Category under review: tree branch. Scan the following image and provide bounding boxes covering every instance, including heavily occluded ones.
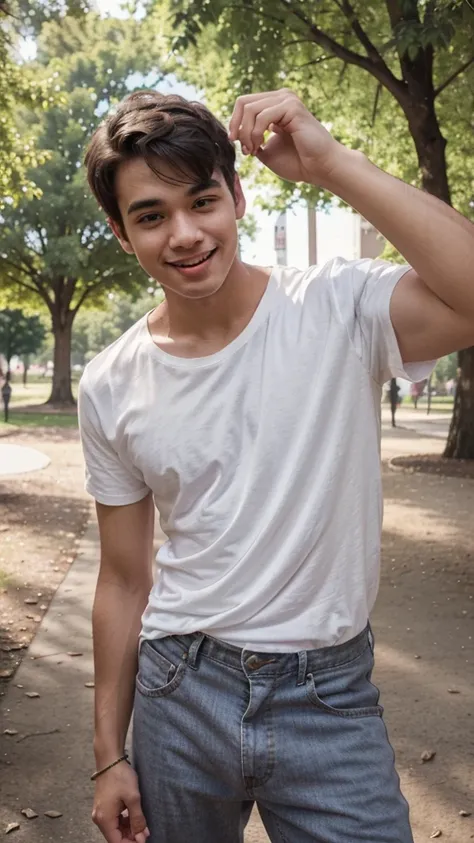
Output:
[289,55,338,72]
[71,278,107,315]
[279,0,408,107]
[434,57,474,98]
[371,81,383,127]
[339,0,386,63]
[0,264,41,297]
[281,37,317,49]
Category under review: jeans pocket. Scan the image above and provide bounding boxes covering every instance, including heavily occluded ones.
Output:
[305,645,383,719]
[136,639,186,698]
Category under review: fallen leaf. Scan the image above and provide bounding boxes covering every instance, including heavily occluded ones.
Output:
[84,681,95,688]
[1,645,11,652]
[25,691,40,698]
[447,688,460,694]
[0,669,13,679]
[459,810,472,817]
[3,729,18,736]
[44,811,62,819]
[24,598,38,605]
[67,652,83,657]
[39,605,47,611]
[414,654,421,659]
[9,644,27,651]
[5,823,20,834]
[430,831,442,839]
[21,809,38,819]
[421,750,436,763]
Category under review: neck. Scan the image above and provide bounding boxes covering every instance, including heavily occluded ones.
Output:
[150,257,271,343]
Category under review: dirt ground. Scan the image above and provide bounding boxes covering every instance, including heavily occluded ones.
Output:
[0,429,90,691]
[1,422,473,842]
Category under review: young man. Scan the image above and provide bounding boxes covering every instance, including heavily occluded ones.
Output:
[79,88,474,843]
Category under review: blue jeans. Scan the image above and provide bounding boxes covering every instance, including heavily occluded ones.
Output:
[133,624,413,842]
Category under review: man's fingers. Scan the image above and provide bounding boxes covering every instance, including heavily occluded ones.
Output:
[92,810,123,843]
[228,88,291,142]
[127,796,149,841]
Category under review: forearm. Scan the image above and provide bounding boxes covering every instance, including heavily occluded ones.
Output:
[321,146,474,318]
[92,573,151,767]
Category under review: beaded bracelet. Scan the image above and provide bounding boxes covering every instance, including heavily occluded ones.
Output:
[91,753,130,781]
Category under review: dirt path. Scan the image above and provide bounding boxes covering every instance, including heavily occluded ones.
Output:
[0,429,90,688]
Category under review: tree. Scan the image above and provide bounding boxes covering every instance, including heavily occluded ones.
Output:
[149,0,474,457]
[0,308,46,374]
[0,12,163,405]
[0,1,91,203]
[71,288,164,366]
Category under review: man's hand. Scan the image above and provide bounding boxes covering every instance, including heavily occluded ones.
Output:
[228,88,344,186]
[92,761,150,843]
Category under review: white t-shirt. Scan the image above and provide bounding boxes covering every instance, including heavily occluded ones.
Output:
[78,258,434,652]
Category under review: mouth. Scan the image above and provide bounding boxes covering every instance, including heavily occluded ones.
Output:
[167,247,217,270]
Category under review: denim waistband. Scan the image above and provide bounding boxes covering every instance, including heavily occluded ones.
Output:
[170,623,372,683]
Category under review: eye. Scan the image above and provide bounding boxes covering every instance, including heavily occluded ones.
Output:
[194,197,216,209]
[138,212,163,224]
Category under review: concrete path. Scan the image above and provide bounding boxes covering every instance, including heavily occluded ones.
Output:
[382,405,451,440]
[0,520,101,841]
[1,416,470,842]
[0,444,51,477]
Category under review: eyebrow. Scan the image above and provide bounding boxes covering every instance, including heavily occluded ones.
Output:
[126,178,223,216]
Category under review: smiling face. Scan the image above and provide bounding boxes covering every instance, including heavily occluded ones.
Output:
[110,158,246,301]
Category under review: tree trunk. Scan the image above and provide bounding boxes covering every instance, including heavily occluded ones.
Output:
[22,355,29,386]
[48,309,75,406]
[443,349,474,458]
[405,101,474,458]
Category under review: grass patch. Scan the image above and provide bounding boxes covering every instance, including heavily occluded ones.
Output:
[0,412,78,430]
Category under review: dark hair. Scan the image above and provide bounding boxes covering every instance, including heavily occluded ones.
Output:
[84,90,237,230]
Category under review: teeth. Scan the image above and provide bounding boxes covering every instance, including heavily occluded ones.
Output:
[174,250,213,268]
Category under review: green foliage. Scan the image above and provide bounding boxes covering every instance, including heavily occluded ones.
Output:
[147,0,474,216]
[0,308,46,366]
[0,0,92,202]
[434,352,458,386]
[71,288,164,365]
[0,13,163,315]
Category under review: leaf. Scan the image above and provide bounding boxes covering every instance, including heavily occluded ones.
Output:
[421,750,436,763]
[0,669,13,679]
[21,809,38,819]
[447,688,460,694]
[25,691,40,698]
[459,810,472,817]
[3,729,18,736]
[430,831,442,839]
[44,810,62,818]
[5,823,20,834]
[24,598,38,605]
[84,681,95,688]
[67,652,83,657]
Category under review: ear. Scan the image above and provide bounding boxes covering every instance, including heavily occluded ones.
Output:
[233,175,246,220]
[108,217,135,255]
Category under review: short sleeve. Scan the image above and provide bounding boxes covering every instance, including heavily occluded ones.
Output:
[78,377,150,507]
[328,257,436,385]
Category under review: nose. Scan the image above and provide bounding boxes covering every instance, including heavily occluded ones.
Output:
[168,212,204,251]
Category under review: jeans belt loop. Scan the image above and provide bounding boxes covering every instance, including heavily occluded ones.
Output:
[296,650,308,686]
[187,632,206,670]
